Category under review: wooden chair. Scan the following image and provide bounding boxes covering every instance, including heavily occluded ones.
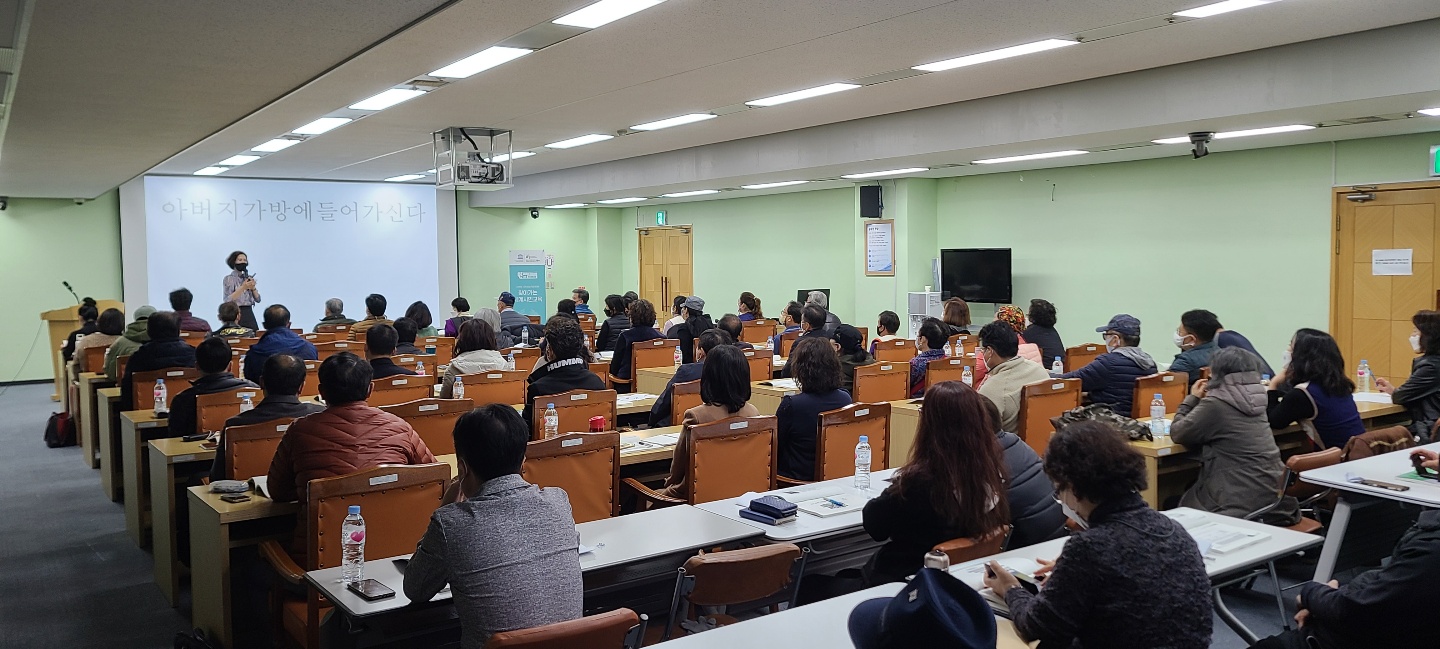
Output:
[458,370,530,406]
[741,319,777,344]
[301,332,337,344]
[391,353,439,377]
[530,389,618,440]
[856,327,869,344]
[179,331,206,347]
[1341,425,1415,461]
[222,418,295,480]
[932,526,1012,565]
[485,608,645,649]
[671,379,703,426]
[527,315,542,325]
[82,346,107,374]
[313,340,364,362]
[522,432,622,524]
[610,338,678,388]
[419,336,455,367]
[625,416,779,508]
[1063,343,1105,373]
[259,464,450,649]
[116,354,131,382]
[379,398,474,456]
[578,313,598,331]
[195,385,265,435]
[852,362,909,404]
[1130,372,1188,419]
[368,375,433,407]
[662,543,804,640]
[742,348,775,383]
[228,349,244,377]
[812,402,890,481]
[500,346,542,365]
[314,323,351,335]
[873,338,916,362]
[778,330,801,358]
[300,360,321,398]
[352,329,370,343]
[1247,448,1344,535]
[132,367,199,411]
[926,356,974,387]
[1017,378,1082,456]
[588,361,613,388]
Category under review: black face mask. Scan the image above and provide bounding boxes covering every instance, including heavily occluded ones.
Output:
[235,263,248,273]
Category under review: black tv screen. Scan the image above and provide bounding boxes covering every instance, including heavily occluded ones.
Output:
[940,249,1012,304]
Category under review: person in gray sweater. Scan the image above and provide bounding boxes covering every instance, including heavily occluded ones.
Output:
[403,404,582,648]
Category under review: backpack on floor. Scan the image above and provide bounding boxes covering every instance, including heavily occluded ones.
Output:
[43,412,76,448]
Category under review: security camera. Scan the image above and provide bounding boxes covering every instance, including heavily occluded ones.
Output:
[73,198,85,205]
[1189,132,1214,159]
[529,207,540,219]
[0,196,7,211]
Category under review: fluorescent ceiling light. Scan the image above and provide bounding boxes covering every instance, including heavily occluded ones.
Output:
[747,83,860,107]
[841,167,929,179]
[193,167,227,176]
[493,151,536,163]
[425,169,437,174]
[546,133,614,149]
[349,88,426,111]
[660,190,719,198]
[1152,124,1314,144]
[972,151,1088,165]
[252,138,301,153]
[632,113,717,131]
[293,117,352,135]
[913,39,1078,73]
[385,174,425,182]
[1417,107,1440,117]
[1174,0,1275,19]
[742,180,810,189]
[218,155,261,166]
[545,203,588,209]
[429,46,533,79]
[597,197,646,204]
[554,0,667,29]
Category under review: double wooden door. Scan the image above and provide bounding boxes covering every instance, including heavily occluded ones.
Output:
[639,226,693,312]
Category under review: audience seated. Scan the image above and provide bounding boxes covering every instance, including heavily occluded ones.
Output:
[105,305,156,380]
[1168,309,1222,384]
[473,308,517,349]
[444,297,473,337]
[670,296,715,365]
[348,293,392,340]
[978,398,1066,548]
[403,404,583,647]
[571,287,593,315]
[942,298,971,336]
[780,305,832,378]
[770,301,803,351]
[659,345,760,499]
[120,311,197,410]
[805,290,842,334]
[609,299,664,392]
[392,317,423,355]
[975,321,1051,433]
[73,308,124,373]
[1376,309,1440,442]
[243,304,318,384]
[213,301,256,338]
[314,297,356,332]
[496,292,530,335]
[869,309,901,354]
[776,337,852,481]
[522,316,606,427]
[405,301,439,337]
[832,324,874,394]
[862,380,1009,586]
[441,319,508,398]
[210,353,323,482]
[555,298,579,321]
[167,337,257,438]
[170,288,211,333]
[907,318,949,398]
[983,420,1212,649]
[972,305,1043,384]
[596,294,631,353]
[648,329,731,427]
[1056,314,1156,415]
[1022,299,1064,367]
[1267,328,1364,449]
[266,352,435,563]
[737,291,763,322]
[62,298,99,362]
[716,314,754,350]
[661,295,687,336]
[366,324,417,379]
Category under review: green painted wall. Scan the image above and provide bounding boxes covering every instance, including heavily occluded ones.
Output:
[0,192,123,381]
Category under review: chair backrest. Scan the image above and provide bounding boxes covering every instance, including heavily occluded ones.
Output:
[671,379,703,426]
[391,353,439,376]
[1063,343,1105,373]
[419,336,455,367]
[530,389,619,440]
[945,333,966,355]
[82,345,107,374]
[314,340,364,361]
[527,315,542,325]
[925,356,974,387]
[669,543,804,641]
[578,313,598,331]
[688,416,779,504]
[379,398,474,456]
[778,330,801,358]
[228,349,244,376]
[522,432,621,524]
[815,402,890,480]
[484,608,642,649]
[195,385,265,434]
[1130,372,1188,419]
[856,327,869,345]
[1284,447,1344,501]
[1341,425,1416,461]
[458,370,529,406]
[133,367,200,410]
[315,323,351,335]
[500,346,542,364]
[587,361,612,388]
[224,418,295,480]
[852,362,908,404]
[300,359,321,398]
[368,375,433,407]
[1017,378,1082,456]
[302,332,338,344]
[742,348,775,383]
[741,320,776,344]
[632,338,678,371]
[305,464,450,571]
[932,526,1011,565]
[116,354,132,382]
[873,338,916,362]
[179,331,206,347]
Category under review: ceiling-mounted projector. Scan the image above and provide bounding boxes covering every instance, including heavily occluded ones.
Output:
[433,127,514,191]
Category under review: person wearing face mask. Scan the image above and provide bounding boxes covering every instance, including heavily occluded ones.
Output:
[976,321,1051,433]
[1266,329,1365,450]
[982,420,1213,649]
[222,250,260,331]
[1168,309,1222,384]
[1056,314,1157,416]
[1375,310,1440,442]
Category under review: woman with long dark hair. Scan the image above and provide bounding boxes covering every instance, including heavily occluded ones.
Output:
[405,301,438,337]
[1268,328,1364,449]
[862,380,1010,585]
[222,250,260,330]
[1377,310,1440,441]
[596,294,632,353]
[737,292,764,321]
[831,324,874,394]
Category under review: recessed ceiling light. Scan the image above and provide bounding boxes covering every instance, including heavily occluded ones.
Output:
[493,151,536,163]
[1174,0,1276,19]
[1151,124,1314,144]
[1417,107,1440,117]
[385,174,425,182]
[741,180,811,189]
[429,46,533,79]
[293,117,352,135]
[632,113,717,131]
[554,0,667,29]
[747,83,860,107]
[252,138,301,153]
[193,167,227,176]
[545,134,614,149]
[218,155,261,166]
[545,203,588,209]
[597,197,646,204]
[913,39,1078,73]
[660,190,719,198]
[972,151,1089,165]
[841,168,929,179]
[349,88,426,111]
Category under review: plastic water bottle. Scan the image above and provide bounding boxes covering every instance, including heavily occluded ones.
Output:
[1261,374,1272,388]
[154,379,168,417]
[239,394,254,413]
[924,549,951,571]
[340,505,365,584]
[1149,393,1166,438]
[453,376,465,400]
[416,361,426,376]
[584,334,591,349]
[505,352,516,371]
[521,327,530,346]
[1357,360,1371,393]
[238,354,246,377]
[673,345,682,366]
[943,341,953,356]
[543,403,559,439]
[1051,356,1064,374]
[854,435,872,491]
[961,365,973,387]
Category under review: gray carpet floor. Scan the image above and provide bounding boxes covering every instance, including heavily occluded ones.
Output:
[0,381,1310,648]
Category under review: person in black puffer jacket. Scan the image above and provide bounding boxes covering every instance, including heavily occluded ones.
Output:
[523,317,605,428]
[120,311,198,411]
[1376,310,1440,442]
[1057,314,1156,416]
[595,294,632,353]
[979,398,1066,548]
[671,296,714,365]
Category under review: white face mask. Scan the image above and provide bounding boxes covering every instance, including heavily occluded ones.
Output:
[1411,334,1422,353]
[1173,332,1192,350]
[1056,494,1089,530]
[1281,350,1292,369]
[1104,335,1119,353]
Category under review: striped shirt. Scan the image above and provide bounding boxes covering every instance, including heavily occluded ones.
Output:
[222,271,259,307]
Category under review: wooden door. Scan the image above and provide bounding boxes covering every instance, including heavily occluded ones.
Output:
[1332,183,1440,385]
[638,226,693,309]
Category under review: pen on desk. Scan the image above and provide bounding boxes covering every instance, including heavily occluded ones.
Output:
[824,497,846,507]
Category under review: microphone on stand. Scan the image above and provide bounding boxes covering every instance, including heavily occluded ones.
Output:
[62,281,81,305]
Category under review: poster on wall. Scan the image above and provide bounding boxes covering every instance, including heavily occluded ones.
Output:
[509,249,547,316]
[865,220,895,276]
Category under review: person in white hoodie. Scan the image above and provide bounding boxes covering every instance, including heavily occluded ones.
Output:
[441,318,511,398]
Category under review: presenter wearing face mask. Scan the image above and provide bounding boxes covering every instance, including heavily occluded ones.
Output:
[223,250,261,331]
[1375,310,1440,442]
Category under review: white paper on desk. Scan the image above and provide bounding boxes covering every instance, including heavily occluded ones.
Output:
[579,544,596,555]
[953,557,1043,591]
[641,433,680,447]
[1187,522,1269,555]
[619,434,642,450]
[1352,392,1393,404]
[765,378,799,390]
[249,475,271,499]
[616,393,657,404]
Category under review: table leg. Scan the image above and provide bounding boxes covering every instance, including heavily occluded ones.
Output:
[1312,497,1353,583]
[99,396,121,501]
[78,380,96,468]
[151,446,180,606]
[1141,456,1160,508]
[1212,587,1259,645]
[191,492,233,648]
[1267,561,1290,632]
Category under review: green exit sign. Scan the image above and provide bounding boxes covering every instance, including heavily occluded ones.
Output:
[1432,145,1440,177]
[656,210,667,225]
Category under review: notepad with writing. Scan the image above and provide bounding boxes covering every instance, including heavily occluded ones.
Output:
[795,494,863,517]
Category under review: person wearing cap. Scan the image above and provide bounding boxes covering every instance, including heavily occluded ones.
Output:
[848,564,998,649]
[570,287,593,316]
[669,295,714,365]
[976,321,1052,434]
[1056,314,1157,416]
[105,305,157,380]
[496,292,531,334]
[832,324,875,394]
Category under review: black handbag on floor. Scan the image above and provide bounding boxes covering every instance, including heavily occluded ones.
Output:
[43,412,75,448]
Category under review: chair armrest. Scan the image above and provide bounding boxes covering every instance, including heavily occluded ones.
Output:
[259,539,305,586]
[776,475,812,487]
[607,374,632,385]
[621,477,684,508]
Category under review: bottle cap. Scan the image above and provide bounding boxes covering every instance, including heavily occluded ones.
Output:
[1155,393,1162,398]
[547,403,555,408]
[348,505,360,515]
[859,435,868,442]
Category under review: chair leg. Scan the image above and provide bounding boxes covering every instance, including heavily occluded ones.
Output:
[1267,561,1291,631]
[663,570,687,641]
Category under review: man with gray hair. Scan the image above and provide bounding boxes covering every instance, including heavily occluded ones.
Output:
[805,290,842,334]
[314,297,356,332]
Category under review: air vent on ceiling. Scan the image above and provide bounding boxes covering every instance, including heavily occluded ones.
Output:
[407,78,447,90]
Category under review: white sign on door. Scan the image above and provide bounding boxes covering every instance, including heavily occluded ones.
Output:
[1372,249,1413,276]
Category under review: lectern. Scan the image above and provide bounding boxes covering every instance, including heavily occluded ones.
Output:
[41,300,124,401]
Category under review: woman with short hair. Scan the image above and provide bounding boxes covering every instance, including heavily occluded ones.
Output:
[440,319,509,398]
[942,298,971,335]
[1376,310,1440,441]
[73,308,125,373]
[596,294,632,353]
[775,337,853,481]
[444,297,473,337]
[405,301,439,337]
[607,299,665,393]
[1023,298,1064,367]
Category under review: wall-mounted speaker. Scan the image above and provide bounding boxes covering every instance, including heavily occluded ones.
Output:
[859,185,882,218]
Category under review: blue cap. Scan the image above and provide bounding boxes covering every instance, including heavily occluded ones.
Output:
[348,505,360,515]
[498,291,516,306]
[859,435,868,442]
[547,403,555,408]
[1096,313,1141,337]
[848,568,997,649]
